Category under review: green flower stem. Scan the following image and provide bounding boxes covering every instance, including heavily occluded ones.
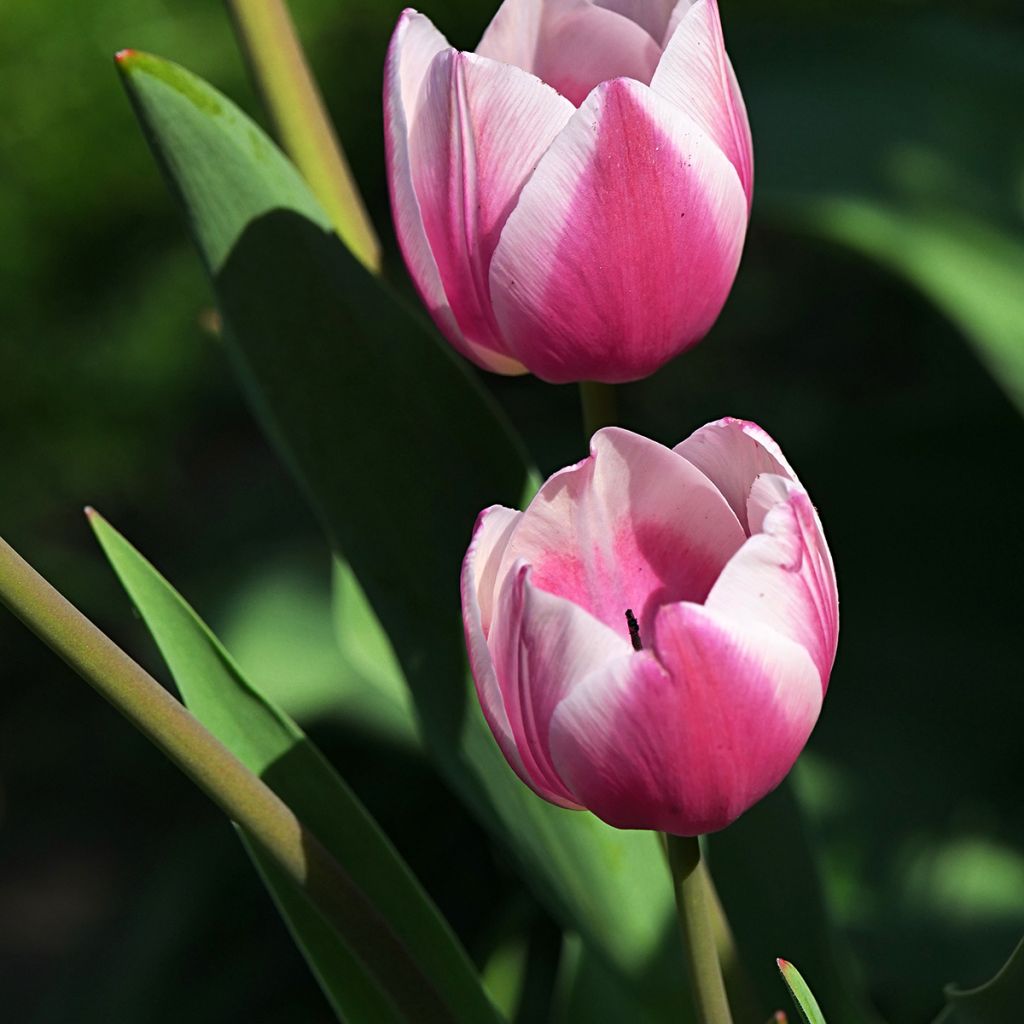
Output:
[0,532,454,1024]
[226,0,381,273]
[579,380,618,437]
[667,834,735,1024]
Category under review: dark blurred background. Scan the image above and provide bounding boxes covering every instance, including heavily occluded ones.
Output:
[1,1,1022,1021]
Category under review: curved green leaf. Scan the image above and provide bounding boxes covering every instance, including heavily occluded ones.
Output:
[116,46,685,1016]
[89,509,501,1024]
[778,959,828,1024]
[746,13,1024,413]
[934,939,1024,1024]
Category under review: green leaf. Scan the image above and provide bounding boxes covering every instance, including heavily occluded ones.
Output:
[778,959,828,1024]
[708,782,881,1024]
[553,939,696,1024]
[216,549,415,743]
[770,200,1024,414]
[745,13,1024,413]
[117,47,686,1016]
[89,509,501,1024]
[933,939,1024,1024]
[480,933,529,1021]
[328,556,417,744]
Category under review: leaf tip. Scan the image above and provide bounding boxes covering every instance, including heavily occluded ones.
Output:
[777,958,790,971]
[114,48,137,65]
[84,506,107,532]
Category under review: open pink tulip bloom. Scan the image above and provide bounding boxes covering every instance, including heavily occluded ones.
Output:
[385,0,753,384]
[462,420,838,835]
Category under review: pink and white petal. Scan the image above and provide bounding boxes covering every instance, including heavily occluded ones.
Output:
[651,0,753,206]
[743,472,835,616]
[527,3,662,106]
[706,476,838,684]
[389,9,450,117]
[410,49,573,359]
[477,0,663,107]
[662,0,696,44]
[474,0,545,69]
[548,601,823,834]
[385,13,524,374]
[464,569,528,782]
[674,417,798,533]
[487,564,630,805]
[462,508,527,782]
[732,419,799,484]
[489,78,748,384]
[499,427,745,635]
[591,0,677,54]
[723,56,753,199]
[385,14,465,349]
[463,505,523,633]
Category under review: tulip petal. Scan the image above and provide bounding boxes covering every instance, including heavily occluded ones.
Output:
[499,428,745,637]
[385,11,525,374]
[461,506,528,783]
[409,49,574,370]
[662,0,698,47]
[592,0,678,50]
[385,14,467,352]
[464,505,523,633]
[651,0,754,205]
[663,0,696,40]
[473,0,543,71]
[548,602,822,834]
[488,563,629,805]
[489,77,748,384]
[706,476,839,684]
[674,417,798,533]
[476,0,663,107]
[388,9,449,120]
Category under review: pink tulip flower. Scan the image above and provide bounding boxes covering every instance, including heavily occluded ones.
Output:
[461,420,837,835]
[385,0,753,384]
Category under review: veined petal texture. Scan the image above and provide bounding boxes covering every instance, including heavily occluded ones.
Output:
[489,78,748,383]
[462,422,838,835]
[410,49,573,357]
[651,0,754,204]
[386,0,754,383]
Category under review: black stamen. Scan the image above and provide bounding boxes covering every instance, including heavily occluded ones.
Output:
[625,609,642,651]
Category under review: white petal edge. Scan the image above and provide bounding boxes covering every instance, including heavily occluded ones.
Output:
[651,0,753,205]
[385,10,526,374]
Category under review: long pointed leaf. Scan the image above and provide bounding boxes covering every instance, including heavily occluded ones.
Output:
[90,510,501,1024]
[115,48,684,1013]
[778,959,828,1024]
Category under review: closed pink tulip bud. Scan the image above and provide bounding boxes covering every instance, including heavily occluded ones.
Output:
[461,420,837,835]
[385,0,753,384]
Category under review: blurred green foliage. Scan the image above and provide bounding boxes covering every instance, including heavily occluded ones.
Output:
[935,939,1024,1024]
[1,1,1022,1022]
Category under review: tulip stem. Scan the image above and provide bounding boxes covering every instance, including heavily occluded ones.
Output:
[0,533,456,1024]
[226,0,382,273]
[579,381,617,437]
[666,834,735,1024]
